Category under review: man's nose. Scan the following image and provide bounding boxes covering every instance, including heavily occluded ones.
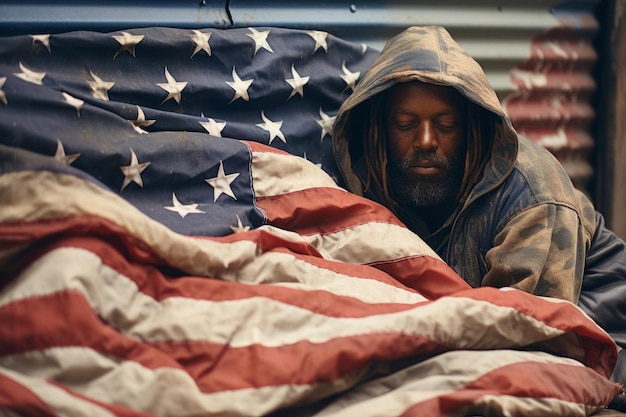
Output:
[413,122,437,150]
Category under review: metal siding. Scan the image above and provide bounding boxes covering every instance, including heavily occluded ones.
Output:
[0,0,601,191]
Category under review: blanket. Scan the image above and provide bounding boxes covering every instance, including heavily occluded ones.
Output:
[0,26,623,417]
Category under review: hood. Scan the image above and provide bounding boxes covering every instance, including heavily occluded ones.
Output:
[332,25,518,208]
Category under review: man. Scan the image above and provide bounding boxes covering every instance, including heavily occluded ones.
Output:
[332,25,626,390]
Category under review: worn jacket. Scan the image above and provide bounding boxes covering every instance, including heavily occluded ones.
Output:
[332,27,626,368]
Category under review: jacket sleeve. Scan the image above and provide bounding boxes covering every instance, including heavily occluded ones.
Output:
[482,203,590,303]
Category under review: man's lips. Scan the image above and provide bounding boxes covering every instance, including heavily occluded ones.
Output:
[406,161,444,176]
[407,166,443,176]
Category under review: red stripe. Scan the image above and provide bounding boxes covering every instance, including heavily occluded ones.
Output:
[400,361,623,417]
[0,289,449,392]
[0,291,185,371]
[374,255,471,299]
[0,374,58,417]
[245,140,290,155]
[256,187,404,235]
[154,333,448,392]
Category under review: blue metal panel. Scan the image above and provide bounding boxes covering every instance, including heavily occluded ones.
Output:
[0,1,230,35]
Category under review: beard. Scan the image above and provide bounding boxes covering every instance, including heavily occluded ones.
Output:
[388,150,465,208]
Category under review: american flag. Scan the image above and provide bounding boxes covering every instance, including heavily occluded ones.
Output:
[0,26,623,416]
[0,26,376,236]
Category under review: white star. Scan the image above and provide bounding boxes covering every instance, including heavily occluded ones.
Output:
[316,108,336,141]
[62,92,84,117]
[285,65,309,99]
[188,29,212,58]
[54,139,80,165]
[340,62,360,92]
[120,148,151,192]
[200,117,226,137]
[14,62,45,85]
[131,106,156,134]
[205,160,240,202]
[31,34,51,52]
[88,71,115,101]
[112,32,144,59]
[226,67,253,103]
[246,28,274,55]
[256,111,286,145]
[307,30,328,53]
[164,193,205,218]
[157,67,187,105]
[230,214,251,233]
[0,77,6,105]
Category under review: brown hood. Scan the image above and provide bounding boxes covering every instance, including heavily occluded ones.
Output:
[332,26,519,206]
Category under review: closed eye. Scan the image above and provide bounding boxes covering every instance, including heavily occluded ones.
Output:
[436,122,457,130]
[435,117,459,130]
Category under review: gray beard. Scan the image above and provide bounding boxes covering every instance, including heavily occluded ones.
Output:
[388,153,465,208]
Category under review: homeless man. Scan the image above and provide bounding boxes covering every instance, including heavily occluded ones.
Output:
[331,25,626,388]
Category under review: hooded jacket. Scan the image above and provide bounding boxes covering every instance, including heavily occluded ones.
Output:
[333,26,599,303]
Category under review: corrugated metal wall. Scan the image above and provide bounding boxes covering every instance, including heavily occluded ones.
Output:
[0,0,601,192]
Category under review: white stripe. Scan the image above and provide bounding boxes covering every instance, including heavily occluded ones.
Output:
[1,247,571,352]
[0,367,116,417]
[257,222,442,264]
[313,350,589,417]
[0,243,425,308]
[467,394,596,417]
[250,150,341,196]
[0,347,340,417]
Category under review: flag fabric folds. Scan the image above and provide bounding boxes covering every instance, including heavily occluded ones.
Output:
[0,26,623,417]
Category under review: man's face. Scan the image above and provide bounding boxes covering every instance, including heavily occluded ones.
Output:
[385,81,467,208]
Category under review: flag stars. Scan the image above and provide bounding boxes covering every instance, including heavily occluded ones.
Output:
[165,193,205,218]
[31,34,51,52]
[340,62,360,92]
[157,67,188,105]
[88,71,115,101]
[200,117,226,137]
[256,111,286,145]
[307,30,329,53]
[205,160,240,202]
[113,32,144,59]
[54,139,80,165]
[131,106,156,134]
[15,62,45,85]
[286,65,309,99]
[230,214,250,233]
[62,92,84,118]
[120,148,151,192]
[0,77,6,105]
[226,67,253,103]
[316,108,336,142]
[246,28,274,55]
[188,29,212,58]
